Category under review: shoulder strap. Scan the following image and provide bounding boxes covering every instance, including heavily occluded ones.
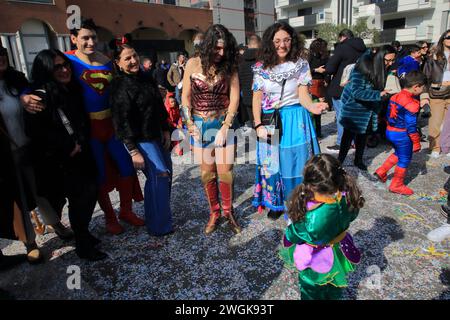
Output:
[274,79,287,110]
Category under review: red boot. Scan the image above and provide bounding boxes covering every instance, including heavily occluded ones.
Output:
[117,177,145,226]
[98,188,124,235]
[202,171,221,235]
[374,154,398,183]
[218,171,241,234]
[389,167,414,195]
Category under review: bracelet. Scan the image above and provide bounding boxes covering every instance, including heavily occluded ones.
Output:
[221,121,232,128]
[129,149,140,156]
[254,123,264,130]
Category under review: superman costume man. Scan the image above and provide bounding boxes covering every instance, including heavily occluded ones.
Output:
[374,71,426,195]
[66,20,144,234]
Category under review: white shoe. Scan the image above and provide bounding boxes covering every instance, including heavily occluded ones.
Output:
[427,224,450,242]
[446,153,450,158]
[430,151,441,159]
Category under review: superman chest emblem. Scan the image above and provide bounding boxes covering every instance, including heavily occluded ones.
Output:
[80,70,113,95]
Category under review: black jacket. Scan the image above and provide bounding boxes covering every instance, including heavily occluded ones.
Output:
[325,37,366,99]
[0,69,32,239]
[238,48,258,106]
[24,83,96,197]
[309,54,329,81]
[110,71,170,152]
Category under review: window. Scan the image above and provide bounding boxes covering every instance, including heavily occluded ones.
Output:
[298,7,313,17]
[383,18,406,30]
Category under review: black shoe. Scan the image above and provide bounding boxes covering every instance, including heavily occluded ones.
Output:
[326,145,340,153]
[354,161,368,171]
[76,246,107,261]
[88,233,101,247]
[25,242,44,265]
[367,136,379,148]
[51,222,74,241]
[0,252,27,271]
[267,210,283,220]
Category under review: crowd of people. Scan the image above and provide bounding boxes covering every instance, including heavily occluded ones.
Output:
[1,17,450,300]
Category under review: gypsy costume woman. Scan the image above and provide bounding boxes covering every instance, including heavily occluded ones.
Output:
[252,59,320,214]
[279,192,361,300]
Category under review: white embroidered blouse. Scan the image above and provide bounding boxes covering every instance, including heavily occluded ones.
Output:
[252,58,312,111]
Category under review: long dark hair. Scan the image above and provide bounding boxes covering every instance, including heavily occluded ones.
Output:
[288,154,365,223]
[199,24,238,81]
[258,22,307,69]
[309,38,329,60]
[30,49,81,110]
[355,45,396,91]
[0,48,28,96]
[434,29,450,61]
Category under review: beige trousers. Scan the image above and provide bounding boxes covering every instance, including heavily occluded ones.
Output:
[428,98,450,152]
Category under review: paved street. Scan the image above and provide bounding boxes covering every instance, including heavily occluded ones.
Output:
[1,111,449,300]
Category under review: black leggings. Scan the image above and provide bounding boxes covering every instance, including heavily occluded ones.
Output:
[338,129,367,164]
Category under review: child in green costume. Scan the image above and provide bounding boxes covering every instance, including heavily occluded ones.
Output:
[280,154,365,300]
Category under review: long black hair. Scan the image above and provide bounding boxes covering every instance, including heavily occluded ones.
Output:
[199,24,238,81]
[258,22,307,69]
[30,49,81,110]
[0,47,28,96]
[288,154,365,223]
[355,45,396,91]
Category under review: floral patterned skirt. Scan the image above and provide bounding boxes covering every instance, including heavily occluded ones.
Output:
[252,104,320,212]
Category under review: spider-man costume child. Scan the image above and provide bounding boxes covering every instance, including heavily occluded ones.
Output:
[374,71,426,195]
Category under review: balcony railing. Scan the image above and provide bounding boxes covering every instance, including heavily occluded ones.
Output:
[354,0,435,17]
[380,25,434,43]
[276,0,322,9]
[132,0,211,8]
[288,12,332,28]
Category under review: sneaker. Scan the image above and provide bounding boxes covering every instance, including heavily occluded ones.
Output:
[427,224,450,242]
[446,153,450,158]
[326,145,340,153]
[430,151,441,159]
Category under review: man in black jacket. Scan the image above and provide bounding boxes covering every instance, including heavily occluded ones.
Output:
[238,35,261,131]
[325,29,366,152]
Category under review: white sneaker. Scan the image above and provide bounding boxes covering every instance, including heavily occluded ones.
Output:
[427,224,450,242]
[430,151,441,159]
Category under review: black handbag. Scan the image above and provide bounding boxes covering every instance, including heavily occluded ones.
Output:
[261,79,287,138]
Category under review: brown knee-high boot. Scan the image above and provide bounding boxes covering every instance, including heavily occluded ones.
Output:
[218,171,241,234]
[202,171,221,235]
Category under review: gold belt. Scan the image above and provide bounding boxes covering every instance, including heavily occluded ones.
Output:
[89,109,112,120]
[307,230,347,248]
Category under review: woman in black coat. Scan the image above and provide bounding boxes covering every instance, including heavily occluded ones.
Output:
[25,49,106,261]
[0,45,43,264]
[110,41,173,237]
[308,38,329,138]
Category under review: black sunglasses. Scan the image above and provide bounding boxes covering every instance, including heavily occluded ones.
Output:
[54,61,71,72]
[444,36,450,40]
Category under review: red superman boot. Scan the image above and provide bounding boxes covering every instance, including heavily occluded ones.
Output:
[117,177,145,226]
[98,187,124,235]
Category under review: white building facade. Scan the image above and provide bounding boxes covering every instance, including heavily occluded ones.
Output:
[276,0,450,46]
